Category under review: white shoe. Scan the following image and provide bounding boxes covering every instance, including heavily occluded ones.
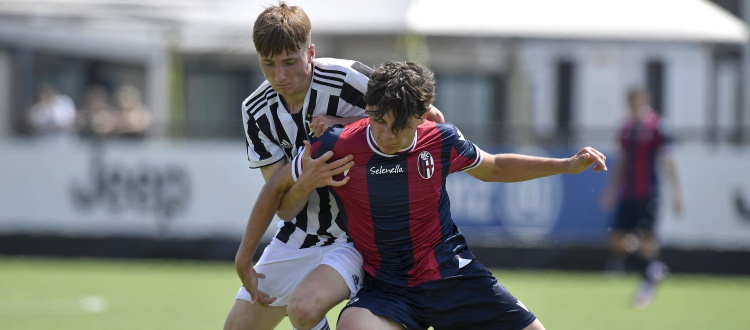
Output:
[633,282,655,309]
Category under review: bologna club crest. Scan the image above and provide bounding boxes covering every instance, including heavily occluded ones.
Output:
[417,151,435,179]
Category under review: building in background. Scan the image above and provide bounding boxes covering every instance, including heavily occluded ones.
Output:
[0,0,746,145]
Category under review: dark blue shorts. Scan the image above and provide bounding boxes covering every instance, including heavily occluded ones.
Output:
[340,260,537,330]
[613,197,658,231]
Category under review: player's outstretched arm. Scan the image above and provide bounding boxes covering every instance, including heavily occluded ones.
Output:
[661,151,685,216]
[234,163,296,305]
[466,146,607,182]
[276,140,354,220]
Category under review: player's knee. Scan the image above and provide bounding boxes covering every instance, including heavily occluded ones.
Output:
[287,295,326,328]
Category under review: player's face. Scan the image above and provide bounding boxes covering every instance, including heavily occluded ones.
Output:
[367,107,425,154]
[628,92,648,115]
[259,43,314,98]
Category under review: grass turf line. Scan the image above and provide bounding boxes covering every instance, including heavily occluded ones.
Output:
[1,256,747,330]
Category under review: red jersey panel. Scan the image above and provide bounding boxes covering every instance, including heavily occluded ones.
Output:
[618,110,669,199]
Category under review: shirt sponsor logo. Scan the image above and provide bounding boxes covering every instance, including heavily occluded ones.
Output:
[418,151,435,179]
[370,164,404,175]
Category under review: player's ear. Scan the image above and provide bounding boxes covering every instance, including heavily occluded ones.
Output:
[308,44,315,60]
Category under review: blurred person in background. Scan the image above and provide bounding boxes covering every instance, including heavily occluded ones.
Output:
[600,87,685,309]
[246,61,608,330]
[226,3,444,330]
[114,84,151,139]
[27,82,77,141]
[77,84,117,139]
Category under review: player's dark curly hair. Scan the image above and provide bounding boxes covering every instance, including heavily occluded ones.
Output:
[364,61,435,132]
[253,2,311,58]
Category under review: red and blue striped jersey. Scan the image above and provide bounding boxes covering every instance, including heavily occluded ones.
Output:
[292,119,483,287]
[618,110,670,199]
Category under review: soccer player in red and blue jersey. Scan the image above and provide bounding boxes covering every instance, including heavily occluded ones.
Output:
[251,61,607,329]
[600,87,685,309]
[228,4,444,330]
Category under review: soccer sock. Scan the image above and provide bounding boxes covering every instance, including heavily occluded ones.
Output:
[294,317,329,330]
[645,260,669,283]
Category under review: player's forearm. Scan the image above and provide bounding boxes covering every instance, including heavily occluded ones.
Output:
[663,155,683,196]
[234,180,287,266]
[276,181,315,221]
[483,153,569,182]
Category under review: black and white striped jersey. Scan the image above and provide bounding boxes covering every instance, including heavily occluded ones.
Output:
[242,57,372,249]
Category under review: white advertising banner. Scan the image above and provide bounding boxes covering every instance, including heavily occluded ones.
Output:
[658,145,750,250]
[0,139,276,240]
[1,140,749,250]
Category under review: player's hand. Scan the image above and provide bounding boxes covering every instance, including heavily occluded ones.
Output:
[568,146,607,174]
[236,259,277,306]
[298,140,354,189]
[310,116,339,137]
[424,105,445,124]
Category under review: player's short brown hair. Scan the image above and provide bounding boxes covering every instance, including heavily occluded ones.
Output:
[253,2,311,58]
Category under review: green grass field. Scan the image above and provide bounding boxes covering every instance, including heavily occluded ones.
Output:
[1,256,747,330]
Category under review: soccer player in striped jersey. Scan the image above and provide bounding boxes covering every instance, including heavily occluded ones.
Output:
[600,87,684,309]
[248,61,608,329]
[225,4,444,330]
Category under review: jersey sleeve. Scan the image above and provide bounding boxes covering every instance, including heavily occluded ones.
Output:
[444,124,483,173]
[291,132,337,181]
[242,88,286,168]
[336,62,371,118]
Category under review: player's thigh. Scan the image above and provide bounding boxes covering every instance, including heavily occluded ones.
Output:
[337,306,405,330]
[223,299,287,330]
[250,240,327,306]
[522,319,546,330]
[289,264,351,312]
[288,243,363,312]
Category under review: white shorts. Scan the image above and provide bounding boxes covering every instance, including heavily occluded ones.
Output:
[234,238,364,307]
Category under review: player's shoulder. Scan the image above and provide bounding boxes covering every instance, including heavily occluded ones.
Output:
[241,81,276,116]
[425,121,464,141]
[314,58,373,78]
[318,119,368,145]
[335,118,369,138]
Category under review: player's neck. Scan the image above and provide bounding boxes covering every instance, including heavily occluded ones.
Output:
[280,94,306,114]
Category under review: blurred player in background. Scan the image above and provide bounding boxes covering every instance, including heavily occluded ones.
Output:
[248,61,608,330]
[600,87,685,309]
[225,3,444,330]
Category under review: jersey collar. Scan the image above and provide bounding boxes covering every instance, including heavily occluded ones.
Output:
[366,125,417,157]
